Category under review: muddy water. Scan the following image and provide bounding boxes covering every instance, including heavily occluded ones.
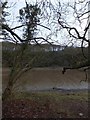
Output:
[8,67,89,92]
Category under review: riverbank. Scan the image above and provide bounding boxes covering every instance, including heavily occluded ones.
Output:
[2,90,88,118]
[2,67,89,118]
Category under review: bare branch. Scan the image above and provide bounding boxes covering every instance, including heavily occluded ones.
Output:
[11,24,51,30]
[62,66,90,74]
[33,37,52,45]
[37,24,51,30]
[2,24,23,42]
[58,18,89,43]
[78,10,90,18]
[11,25,25,30]
[84,22,90,37]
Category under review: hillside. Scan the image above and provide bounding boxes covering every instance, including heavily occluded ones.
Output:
[1,41,88,68]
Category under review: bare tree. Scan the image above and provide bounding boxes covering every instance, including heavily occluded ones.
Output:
[1,0,90,100]
[56,1,90,72]
[32,0,90,80]
[1,0,57,101]
[1,1,52,101]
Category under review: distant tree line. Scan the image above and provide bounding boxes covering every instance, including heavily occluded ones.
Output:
[2,42,88,68]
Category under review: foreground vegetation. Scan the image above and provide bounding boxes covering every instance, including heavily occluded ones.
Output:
[2,91,88,118]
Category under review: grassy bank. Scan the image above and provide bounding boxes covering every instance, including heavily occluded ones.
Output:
[12,90,88,101]
[3,91,88,118]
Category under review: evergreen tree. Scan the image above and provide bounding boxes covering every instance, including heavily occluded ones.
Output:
[1,1,10,40]
[19,3,41,42]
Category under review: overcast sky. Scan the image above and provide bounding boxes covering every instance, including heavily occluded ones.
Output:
[2,0,88,46]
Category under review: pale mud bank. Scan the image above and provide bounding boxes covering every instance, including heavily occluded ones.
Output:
[2,67,89,92]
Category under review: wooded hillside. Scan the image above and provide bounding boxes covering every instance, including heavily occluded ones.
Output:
[2,41,88,68]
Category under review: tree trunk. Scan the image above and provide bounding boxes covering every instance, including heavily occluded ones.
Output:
[88,42,90,83]
[2,81,13,101]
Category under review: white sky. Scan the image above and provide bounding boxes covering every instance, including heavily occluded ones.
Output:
[1,0,89,46]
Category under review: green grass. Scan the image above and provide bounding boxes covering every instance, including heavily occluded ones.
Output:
[11,91,88,101]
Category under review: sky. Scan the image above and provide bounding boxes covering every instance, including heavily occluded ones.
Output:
[1,0,89,46]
